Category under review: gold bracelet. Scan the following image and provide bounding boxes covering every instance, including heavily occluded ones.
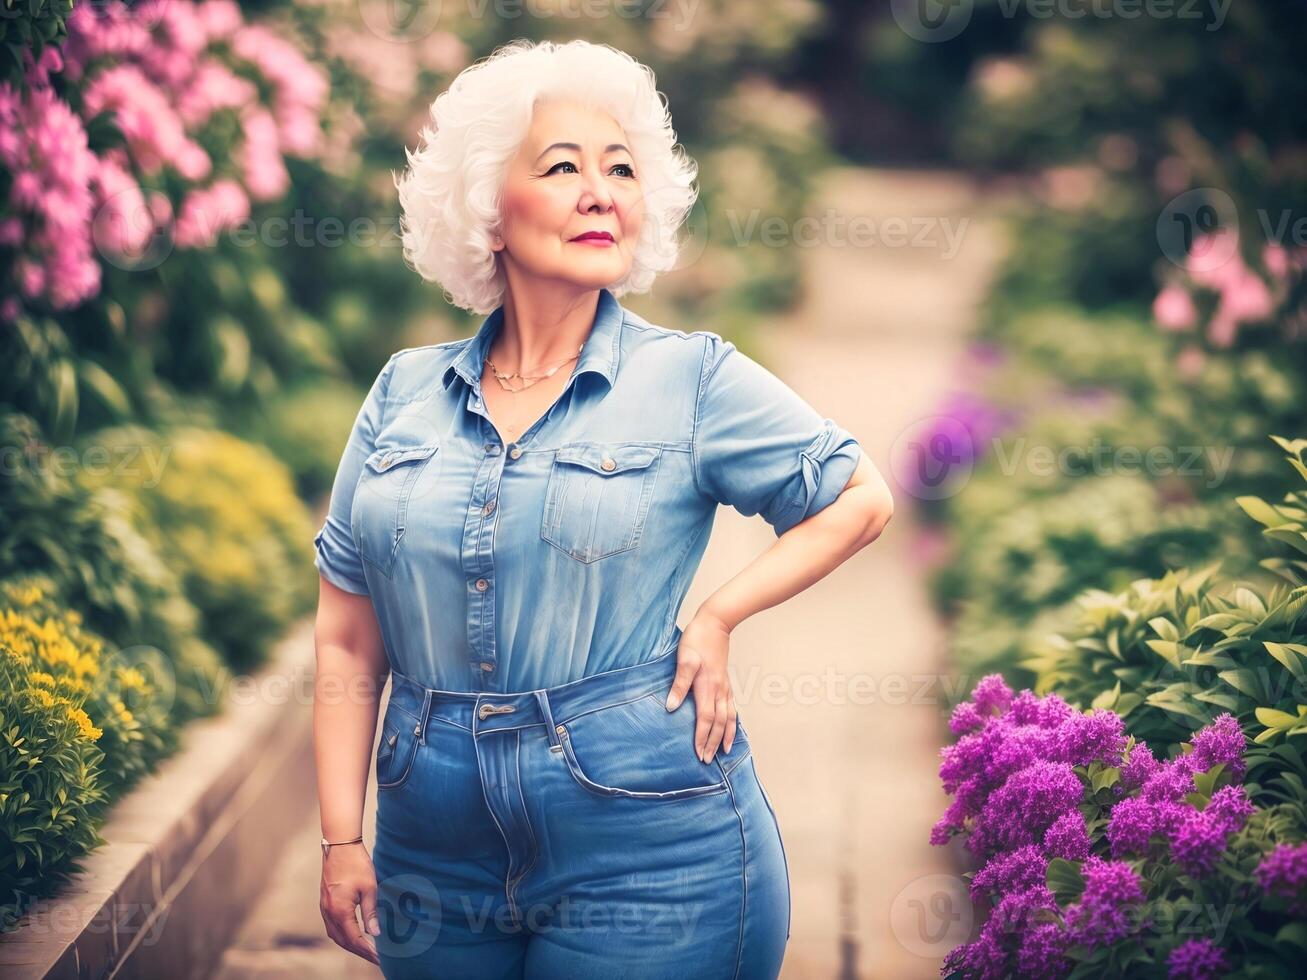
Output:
[321,834,364,859]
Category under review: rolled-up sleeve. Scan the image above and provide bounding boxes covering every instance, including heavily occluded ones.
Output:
[692,335,861,537]
[313,354,397,595]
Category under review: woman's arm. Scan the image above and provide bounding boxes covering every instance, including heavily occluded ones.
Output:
[695,451,892,633]
[314,576,388,964]
[666,452,894,760]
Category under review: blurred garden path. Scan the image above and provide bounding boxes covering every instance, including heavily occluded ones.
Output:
[692,167,1008,979]
[213,166,1007,980]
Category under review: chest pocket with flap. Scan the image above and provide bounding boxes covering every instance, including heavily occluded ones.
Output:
[540,443,662,563]
[353,444,439,576]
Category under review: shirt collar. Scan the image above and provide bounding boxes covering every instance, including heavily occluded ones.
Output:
[442,287,624,395]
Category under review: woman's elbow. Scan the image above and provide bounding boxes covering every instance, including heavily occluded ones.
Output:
[859,486,894,545]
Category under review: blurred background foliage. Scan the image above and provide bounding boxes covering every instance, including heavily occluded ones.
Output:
[1,0,1305,957]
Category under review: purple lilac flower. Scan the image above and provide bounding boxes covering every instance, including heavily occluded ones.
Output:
[970,674,1014,717]
[1168,786,1253,878]
[1015,921,1072,980]
[1254,842,1307,916]
[1044,809,1090,861]
[1167,937,1228,980]
[949,700,984,735]
[932,683,1131,852]
[1107,796,1158,857]
[1183,713,1247,780]
[1056,710,1128,767]
[971,761,1083,857]
[1119,743,1161,793]
[1064,856,1146,947]
[943,884,1061,980]
[1205,786,1254,835]
[970,845,1047,902]
[1143,759,1196,802]
[1171,810,1229,878]
[941,930,1006,980]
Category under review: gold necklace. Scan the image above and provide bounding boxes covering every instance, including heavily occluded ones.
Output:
[484,343,583,393]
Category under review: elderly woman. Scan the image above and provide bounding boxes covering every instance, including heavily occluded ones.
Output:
[313,37,893,980]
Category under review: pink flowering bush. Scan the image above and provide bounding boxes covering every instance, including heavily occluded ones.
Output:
[0,0,333,320]
[934,675,1306,979]
[1152,229,1307,351]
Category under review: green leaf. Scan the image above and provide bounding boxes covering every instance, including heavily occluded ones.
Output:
[1091,767,1121,793]
[1258,707,1301,728]
[1047,857,1085,904]
[1276,921,1307,952]
[1266,642,1307,681]
[1219,669,1260,699]
[1236,495,1287,529]
[1146,640,1182,669]
[1149,617,1180,642]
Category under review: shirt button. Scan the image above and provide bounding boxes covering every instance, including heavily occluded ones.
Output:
[509,446,522,460]
[483,499,496,516]
[474,578,489,592]
[480,662,495,672]
[601,456,616,471]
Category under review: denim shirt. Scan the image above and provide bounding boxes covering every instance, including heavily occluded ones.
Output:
[314,287,861,693]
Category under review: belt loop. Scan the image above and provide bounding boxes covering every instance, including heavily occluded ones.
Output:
[534,691,561,750]
[418,689,432,745]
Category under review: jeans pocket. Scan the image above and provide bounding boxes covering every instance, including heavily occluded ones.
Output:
[554,692,747,801]
[540,443,661,563]
[353,444,439,575]
[376,705,421,791]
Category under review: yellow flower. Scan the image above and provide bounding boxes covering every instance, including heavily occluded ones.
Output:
[68,705,103,742]
[26,686,55,708]
[116,667,148,692]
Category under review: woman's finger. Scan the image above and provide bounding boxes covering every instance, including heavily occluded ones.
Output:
[665,651,699,712]
[323,889,380,964]
[360,880,381,937]
[700,693,729,762]
[723,698,738,755]
[341,899,380,964]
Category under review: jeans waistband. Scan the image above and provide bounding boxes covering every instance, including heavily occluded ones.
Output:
[386,630,682,741]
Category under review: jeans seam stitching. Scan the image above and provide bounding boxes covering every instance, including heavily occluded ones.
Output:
[720,758,747,980]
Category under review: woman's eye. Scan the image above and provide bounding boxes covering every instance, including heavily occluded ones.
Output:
[545,161,636,178]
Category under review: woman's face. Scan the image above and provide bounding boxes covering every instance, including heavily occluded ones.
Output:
[493,98,644,290]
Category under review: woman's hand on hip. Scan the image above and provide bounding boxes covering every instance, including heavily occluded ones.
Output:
[666,612,737,763]
[320,842,381,965]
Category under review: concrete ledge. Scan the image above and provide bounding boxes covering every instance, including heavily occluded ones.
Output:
[0,617,319,979]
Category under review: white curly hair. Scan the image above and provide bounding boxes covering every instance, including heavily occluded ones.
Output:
[392,38,700,315]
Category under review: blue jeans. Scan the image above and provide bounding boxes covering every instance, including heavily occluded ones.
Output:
[371,637,791,979]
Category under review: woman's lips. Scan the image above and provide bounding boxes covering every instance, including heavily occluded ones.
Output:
[570,233,615,246]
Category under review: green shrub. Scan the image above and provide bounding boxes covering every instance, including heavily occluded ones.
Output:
[0,413,225,720]
[0,576,176,797]
[234,379,365,500]
[1026,436,1307,810]
[0,616,109,932]
[75,425,318,671]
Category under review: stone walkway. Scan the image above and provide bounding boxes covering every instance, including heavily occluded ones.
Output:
[213,166,1005,980]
